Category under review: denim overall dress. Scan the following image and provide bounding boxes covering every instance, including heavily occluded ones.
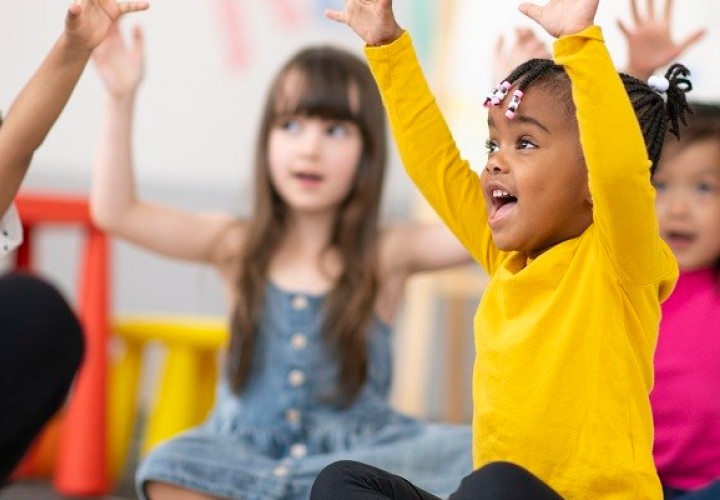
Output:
[136,282,472,500]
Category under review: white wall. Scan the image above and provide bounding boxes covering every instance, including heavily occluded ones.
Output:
[3,1,717,202]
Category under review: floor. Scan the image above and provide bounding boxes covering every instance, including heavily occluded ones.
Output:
[0,414,143,500]
[0,481,136,500]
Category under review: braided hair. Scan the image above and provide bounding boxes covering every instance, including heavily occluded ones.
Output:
[493,59,693,176]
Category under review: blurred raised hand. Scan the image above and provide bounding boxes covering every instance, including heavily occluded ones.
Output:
[618,0,705,81]
[0,0,148,215]
[325,0,403,46]
[93,22,145,98]
[493,27,551,83]
[65,0,149,52]
[519,0,600,39]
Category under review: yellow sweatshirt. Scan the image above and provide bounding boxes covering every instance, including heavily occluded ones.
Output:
[366,27,677,500]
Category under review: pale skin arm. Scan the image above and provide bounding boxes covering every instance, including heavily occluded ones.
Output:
[375,222,473,324]
[618,0,705,82]
[91,23,240,266]
[0,0,149,216]
[381,222,473,277]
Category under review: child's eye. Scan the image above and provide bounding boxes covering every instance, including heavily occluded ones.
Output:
[278,117,301,132]
[652,180,667,192]
[518,138,536,149]
[696,182,716,194]
[327,123,351,137]
[485,139,498,155]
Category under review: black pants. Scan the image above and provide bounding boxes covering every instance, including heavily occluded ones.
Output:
[0,273,84,482]
[311,461,565,500]
[664,480,720,500]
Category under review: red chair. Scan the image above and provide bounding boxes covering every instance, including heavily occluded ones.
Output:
[14,191,111,497]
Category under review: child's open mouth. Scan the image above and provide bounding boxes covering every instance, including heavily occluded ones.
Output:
[489,189,518,225]
[664,230,695,250]
[294,171,324,187]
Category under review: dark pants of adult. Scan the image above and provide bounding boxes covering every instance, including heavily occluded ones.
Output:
[0,273,84,482]
[310,460,565,500]
[664,480,720,500]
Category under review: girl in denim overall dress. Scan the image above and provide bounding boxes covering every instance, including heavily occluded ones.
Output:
[90,23,474,500]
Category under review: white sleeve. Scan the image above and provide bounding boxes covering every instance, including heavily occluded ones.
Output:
[1,204,23,256]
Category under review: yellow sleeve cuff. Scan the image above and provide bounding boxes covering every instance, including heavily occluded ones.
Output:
[553,25,604,62]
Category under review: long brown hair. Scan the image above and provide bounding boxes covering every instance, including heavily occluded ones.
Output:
[227,46,387,406]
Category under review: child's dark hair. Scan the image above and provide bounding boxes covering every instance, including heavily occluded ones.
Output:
[672,102,720,145]
[496,59,693,176]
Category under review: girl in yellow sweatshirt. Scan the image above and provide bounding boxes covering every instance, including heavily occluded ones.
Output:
[313,0,694,499]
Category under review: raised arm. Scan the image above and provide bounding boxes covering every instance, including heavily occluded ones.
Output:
[381,222,473,278]
[327,0,502,272]
[522,0,675,282]
[91,24,239,266]
[618,0,705,82]
[0,0,149,216]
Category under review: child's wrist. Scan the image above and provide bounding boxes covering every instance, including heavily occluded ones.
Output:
[107,91,138,105]
[58,32,94,58]
[369,26,405,47]
[558,23,595,39]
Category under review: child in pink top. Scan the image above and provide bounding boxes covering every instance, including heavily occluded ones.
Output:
[652,103,720,500]
[614,2,720,497]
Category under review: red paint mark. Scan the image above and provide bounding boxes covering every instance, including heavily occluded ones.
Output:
[216,0,249,70]
[268,0,306,28]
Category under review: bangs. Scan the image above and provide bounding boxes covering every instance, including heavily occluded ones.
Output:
[273,66,359,123]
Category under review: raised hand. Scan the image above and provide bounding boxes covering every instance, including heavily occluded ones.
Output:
[65,0,149,52]
[325,0,403,47]
[519,0,600,39]
[493,27,551,82]
[618,0,705,81]
[93,22,145,97]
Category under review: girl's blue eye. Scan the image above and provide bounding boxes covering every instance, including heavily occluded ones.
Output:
[652,179,666,191]
[327,123,350,137]
[279,118,300,132]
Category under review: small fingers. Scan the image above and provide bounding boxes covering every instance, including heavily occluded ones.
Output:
[663,0,674,22]
[379,0,393,10]
[517,3,542,24]
[630,0,641,24]
[646,0,655,20]
[132,24,145,48]
[515,27,532,43]
[118,1,150,15]
[617,19,630,38]
[66,1,83,29]
[677,29,706,53]
[324,9,346,23]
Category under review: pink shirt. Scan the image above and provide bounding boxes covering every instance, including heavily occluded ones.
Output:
[652,268,720,490]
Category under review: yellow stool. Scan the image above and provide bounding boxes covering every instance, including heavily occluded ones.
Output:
[109,315,228,477]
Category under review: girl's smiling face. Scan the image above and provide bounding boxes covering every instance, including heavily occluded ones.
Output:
[266,70,364,217]
[481,84,593,258]
[654,138,720,271]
